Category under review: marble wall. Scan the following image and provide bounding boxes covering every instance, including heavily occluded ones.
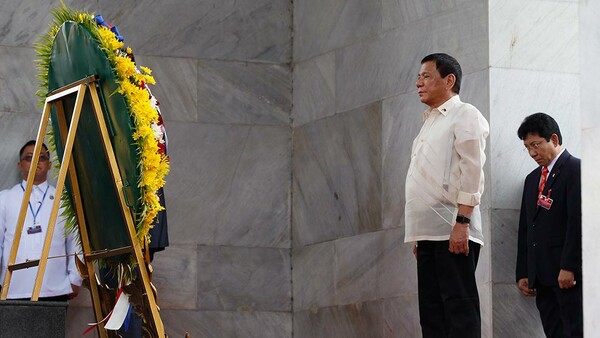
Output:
[0,0,592,337]
[0,1,293,337]
[293,0,492,337]
[489,1,580,337]
[580,0,600,336]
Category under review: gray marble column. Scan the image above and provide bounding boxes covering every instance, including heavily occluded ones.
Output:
[489,1,580,336]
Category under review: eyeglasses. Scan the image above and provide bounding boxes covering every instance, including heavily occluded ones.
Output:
[20,154,50,162]
[523,141,543,152]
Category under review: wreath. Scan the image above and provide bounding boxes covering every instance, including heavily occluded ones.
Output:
[35,4,170,247]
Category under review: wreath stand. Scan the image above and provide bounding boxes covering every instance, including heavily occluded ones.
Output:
[0,75,166,337]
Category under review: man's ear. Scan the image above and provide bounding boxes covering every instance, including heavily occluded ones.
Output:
[550,133,560,146]
[446,73,456,91]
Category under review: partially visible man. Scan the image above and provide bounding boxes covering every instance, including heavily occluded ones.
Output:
[0,140,82,300]
[405,53,489,338]
[516,113,582,337]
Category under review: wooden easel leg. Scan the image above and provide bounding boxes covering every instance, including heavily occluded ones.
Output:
[54,99,109,338]
[1,98,54,300]
[31,83,88,301]
[88,84,165,337]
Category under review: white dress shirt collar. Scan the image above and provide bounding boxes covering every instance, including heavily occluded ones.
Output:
[422,95,461,121]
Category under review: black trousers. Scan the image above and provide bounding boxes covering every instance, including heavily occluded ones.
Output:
[417,240,481,338]
[535,281,583,338]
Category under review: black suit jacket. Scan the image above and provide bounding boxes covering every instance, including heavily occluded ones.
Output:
[515,150,581,287]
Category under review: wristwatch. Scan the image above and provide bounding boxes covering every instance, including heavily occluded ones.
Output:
[456,214,471,224]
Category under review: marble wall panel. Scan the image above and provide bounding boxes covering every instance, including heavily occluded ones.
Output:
[381,294,421,338]
[197,245,291,312]
[0,0,85,47]
[335,28,424,114]
[491,209,520,284]
[0,47,39,114]
[165,121,290,248]
[377,228,417,298]
[489,68,580,210]
[581,1,600,335]
[459,70,491,124]
[293,0,382,62]
[96,0,291,63]
[334,232,381,305]
[294,301,384,338]
[489,0,578,73]
[493,284,544,337]
[292,241,335,311]
[0,112,46,189]
[580,0,600,129]
[292,103,381,247]
[292,52,335,127]
[382,0,478,32]
[159,309,292,338]
[195,60,291,125]
[582,128,600,335]
[134,55,198,123]
[479,280,493,337]
[335,1,487,114]
[151,243,198,309]
[293,228,416,312]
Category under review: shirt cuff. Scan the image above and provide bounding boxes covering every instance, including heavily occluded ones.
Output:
[457,191,481,207]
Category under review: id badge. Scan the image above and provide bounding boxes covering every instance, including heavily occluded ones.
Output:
[27,225,42,234]
[537,195,553,210]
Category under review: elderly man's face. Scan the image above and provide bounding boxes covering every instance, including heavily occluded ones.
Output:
[416,61,454,109]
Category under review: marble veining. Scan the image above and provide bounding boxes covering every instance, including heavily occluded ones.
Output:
[165,122,291,248]
[196,60,291,125]
[292,51,336,127]
[97,0,291,63]
[489,0,578,72]
[292,103,382,246]
[293,0,382,62]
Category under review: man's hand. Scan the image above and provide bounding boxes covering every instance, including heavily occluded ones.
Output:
[69,284,80,300]
[517,278,536,297]
[558,269,576,289]
[449,222,469,255]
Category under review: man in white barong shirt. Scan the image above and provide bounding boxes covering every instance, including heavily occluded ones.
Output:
[405,53,489,338]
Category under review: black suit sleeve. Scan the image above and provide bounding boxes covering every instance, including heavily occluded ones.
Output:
[515,179,529,282]
[560,159,582,274]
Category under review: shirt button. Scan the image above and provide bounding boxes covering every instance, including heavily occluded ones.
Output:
[533,243,537,247]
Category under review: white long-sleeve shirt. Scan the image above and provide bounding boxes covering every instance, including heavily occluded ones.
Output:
[0,180,82,299]
[404,95,489,245]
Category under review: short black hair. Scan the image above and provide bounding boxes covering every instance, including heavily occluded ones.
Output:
[421,53,462,94]
[517,112,563,145]
[19,140,50,159]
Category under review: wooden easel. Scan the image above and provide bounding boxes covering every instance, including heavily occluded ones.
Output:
[0,75,166,337]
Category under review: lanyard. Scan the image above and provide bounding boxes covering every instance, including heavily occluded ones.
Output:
[20,183,50,225]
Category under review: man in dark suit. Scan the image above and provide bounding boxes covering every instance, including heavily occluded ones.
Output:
[515,112,582,337]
